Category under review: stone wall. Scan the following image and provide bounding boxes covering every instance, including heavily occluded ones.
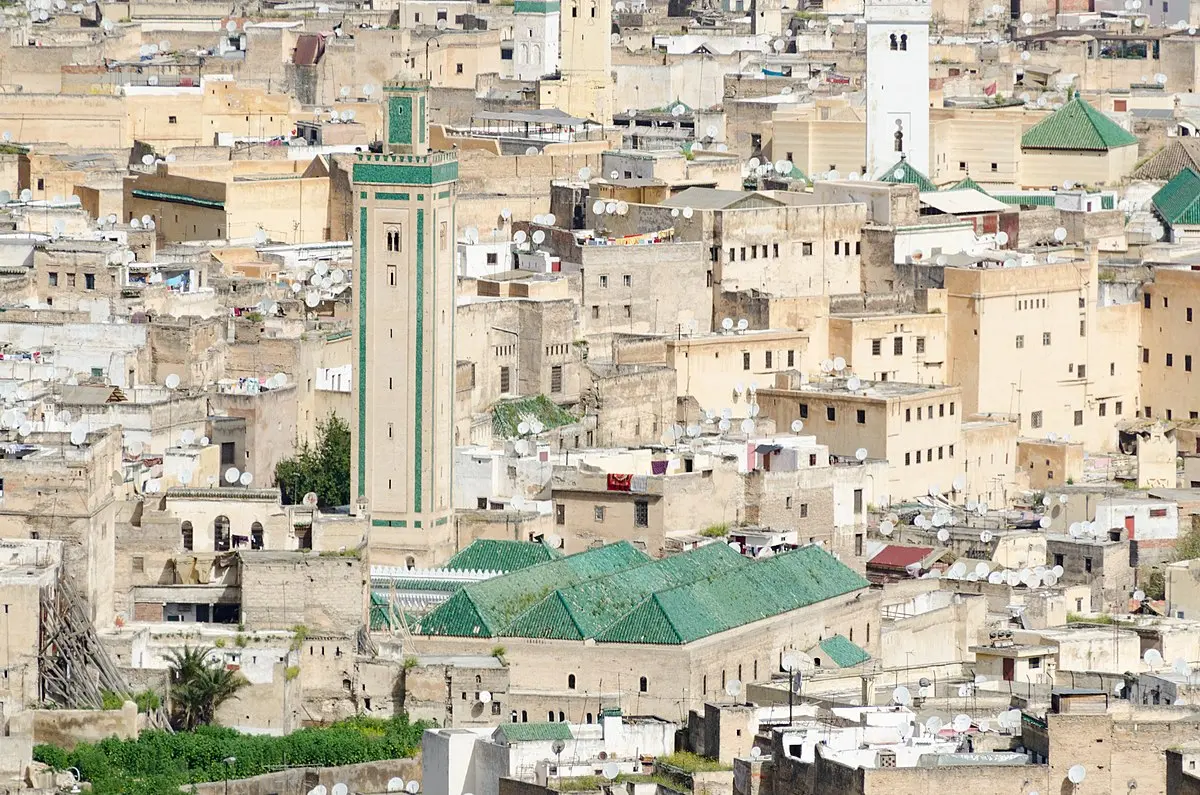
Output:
[190,758,423,795]
[13,703,138,750]
[238,551,367,633]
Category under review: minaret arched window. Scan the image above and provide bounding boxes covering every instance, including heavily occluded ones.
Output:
[900,33,908,51]
[889,33,898,50]
[895,129,904,152]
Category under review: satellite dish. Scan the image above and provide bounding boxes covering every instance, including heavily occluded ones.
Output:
[224,467,240,484]
[303,492,319,508]
[1039,516,1051,529]
[1144,648,1163,666]
[1054,227,1068,242]
[1134,589,1146,601]
[332,784,349,795]
[165,373,181,389]
[181,429,196,445]
[740,418,755,434]
[602,763,619,781]
[239,471,254,486]
[855,448,868,461]
[405,782,420,794]
[142,154,155,166]
[937,529,950,543]
[1067,765,1086,784]
[880,520,894,537]
[725,679,742,698]
[683,207,694,219]
[952,714,971,732]
[70,426,87,446]
[892,685,912,705]
[847,376,862,391]
[981,530,994,543]
[387,780,406,793]
[790,420,803,433]
[926,716,944,732]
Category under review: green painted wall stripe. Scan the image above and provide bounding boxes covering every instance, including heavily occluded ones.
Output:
[420,97,426,144]
[437,190,451,199]
[131,188,225,210]
[414,208,425,513]
[357,206,368,498]
[372,519,408,528]
[377,192,410,201]
[353,161,459,185]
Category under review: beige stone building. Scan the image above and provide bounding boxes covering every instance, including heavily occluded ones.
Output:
[416,541,881,720]
[945,252,1140,452]
[1139,268,1200,422]
[0,428,120,628]
[827,305,948,385]
[125,156,336,244]
[756,374,964,503]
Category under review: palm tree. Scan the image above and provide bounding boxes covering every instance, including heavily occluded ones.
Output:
[165,645,249,731]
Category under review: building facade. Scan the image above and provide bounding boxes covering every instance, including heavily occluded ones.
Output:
[351,82,458,566]
[864,0,931,177]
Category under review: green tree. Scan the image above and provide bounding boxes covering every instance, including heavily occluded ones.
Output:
[274,414,351,507]
[165,646,249,731]
[1177,521,1200,562]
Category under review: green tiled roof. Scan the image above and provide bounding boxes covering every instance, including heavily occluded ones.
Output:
[504,542,749,640]
[994,193,1116,210]
[1153,167,1200,225]
[495,723,573,743]
[419,542,869,645]
[878,158,937,192]
[1020,96,1138,151]
[417,542,649,637]
[445,539,562,573]
[596,545,871,645]
[818,634,871,668]
[948,176,989,194]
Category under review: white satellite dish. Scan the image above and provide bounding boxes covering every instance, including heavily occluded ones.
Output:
[332,784,349,795]
[880,520,894,537]
[224,467,240,484]
[847,376,862,391]
[405,782,420,794]
[181,429,196,445]
[740,418,755,434]
[165,373,181,389]
[1054,227,1067,242]
[1067,765,1086,785]
[937,529,950,543]
[70,426,87,446]
[387,780,405,793]
[725,679,742,698]
[790,420,803,433]
[1134,589,1146,601]
[239,471,253,486]
[952,714,971,732]
[1145,649,1163,666]
[855,448,867,461]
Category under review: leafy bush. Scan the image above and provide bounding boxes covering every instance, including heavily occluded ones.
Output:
[657,751,729,772]
[700,523,729,538]
[33,715,430,795]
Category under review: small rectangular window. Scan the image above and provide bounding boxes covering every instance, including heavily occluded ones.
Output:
[168,115,178,124]
[802,242,813,255]
[48,272,57,287]
[594,506,605,522]
[826,406,836,422]
[872,339,881,356]
[1031,410,1043,429]
[1188,355,1194,372]
[599,275,608,288]
[743,352,751,371]
[1116,401,1123,414]
[905,452,911,466]
[550,365,563,394]
[1168,353,1175,367]
[856,409,865,424]
[1144,293,1152,309]
[1016,335,1024,349]
[1085,557,1093,573]
[1190,307,1195,322]
[634,500,648,528]
[799,404,808,419]
[1144,348,1151,363]
[787,350,795,367]
[623,274,631,287]
[1074,410,1083,426]
[555,504,565,525]
[894,337,903,355]
[765,351,773,368]
[500,366,511,393]
[1043,332,1051,346]
[800,503,808,518]
[1099,402,1107,417]
[916,337,926,354]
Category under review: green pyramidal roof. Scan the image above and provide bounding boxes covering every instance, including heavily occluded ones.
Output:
[948,175,989,194]
[505,541,749,640]
[1021,96,1138,151]
[417,542,649,637]
[878,158,937,192]
[1152,166,1200,226]
[444,539,562,572]
[596,545,871,645]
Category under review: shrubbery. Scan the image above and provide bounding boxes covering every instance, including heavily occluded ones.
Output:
[34,715,429,795]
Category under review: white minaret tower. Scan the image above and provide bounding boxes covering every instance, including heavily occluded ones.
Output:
[865,0,931,178]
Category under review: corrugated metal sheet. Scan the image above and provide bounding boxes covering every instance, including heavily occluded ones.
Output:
[293,33,324,66]
[867,544,933,570]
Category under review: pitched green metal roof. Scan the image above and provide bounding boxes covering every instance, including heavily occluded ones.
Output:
[1153,167,1200,225]
[596,545,871,645]
[878,158,937,192]
[818,634,871,668]
[948,176,989,194]
[495,723,573,742]
[417,542,650,638]
[445,539,562,572]
[1020,96,1138,151]
[504,542,749,640]
[994,193,1115,210]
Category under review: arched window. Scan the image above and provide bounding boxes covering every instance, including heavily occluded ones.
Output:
[889,33,898,50]
[894,129,904,152]
[548,711,555,721]
[558,710,565,721]
[475,674,482,684]
[814,657,822,668]
[639,676,648,692]
[214,516,230,551]
[405,556,416,569]
[867,622,871,643]
[532,44,541,63]
[250,521,264,550]
[900,33,908,51]
[181,521,193,551]
[521,710,528,722]
[590,0,596,17]
[850,627,854,642]
[567,673,576,689]
[519,43,528,62]
[586,713,594,723]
